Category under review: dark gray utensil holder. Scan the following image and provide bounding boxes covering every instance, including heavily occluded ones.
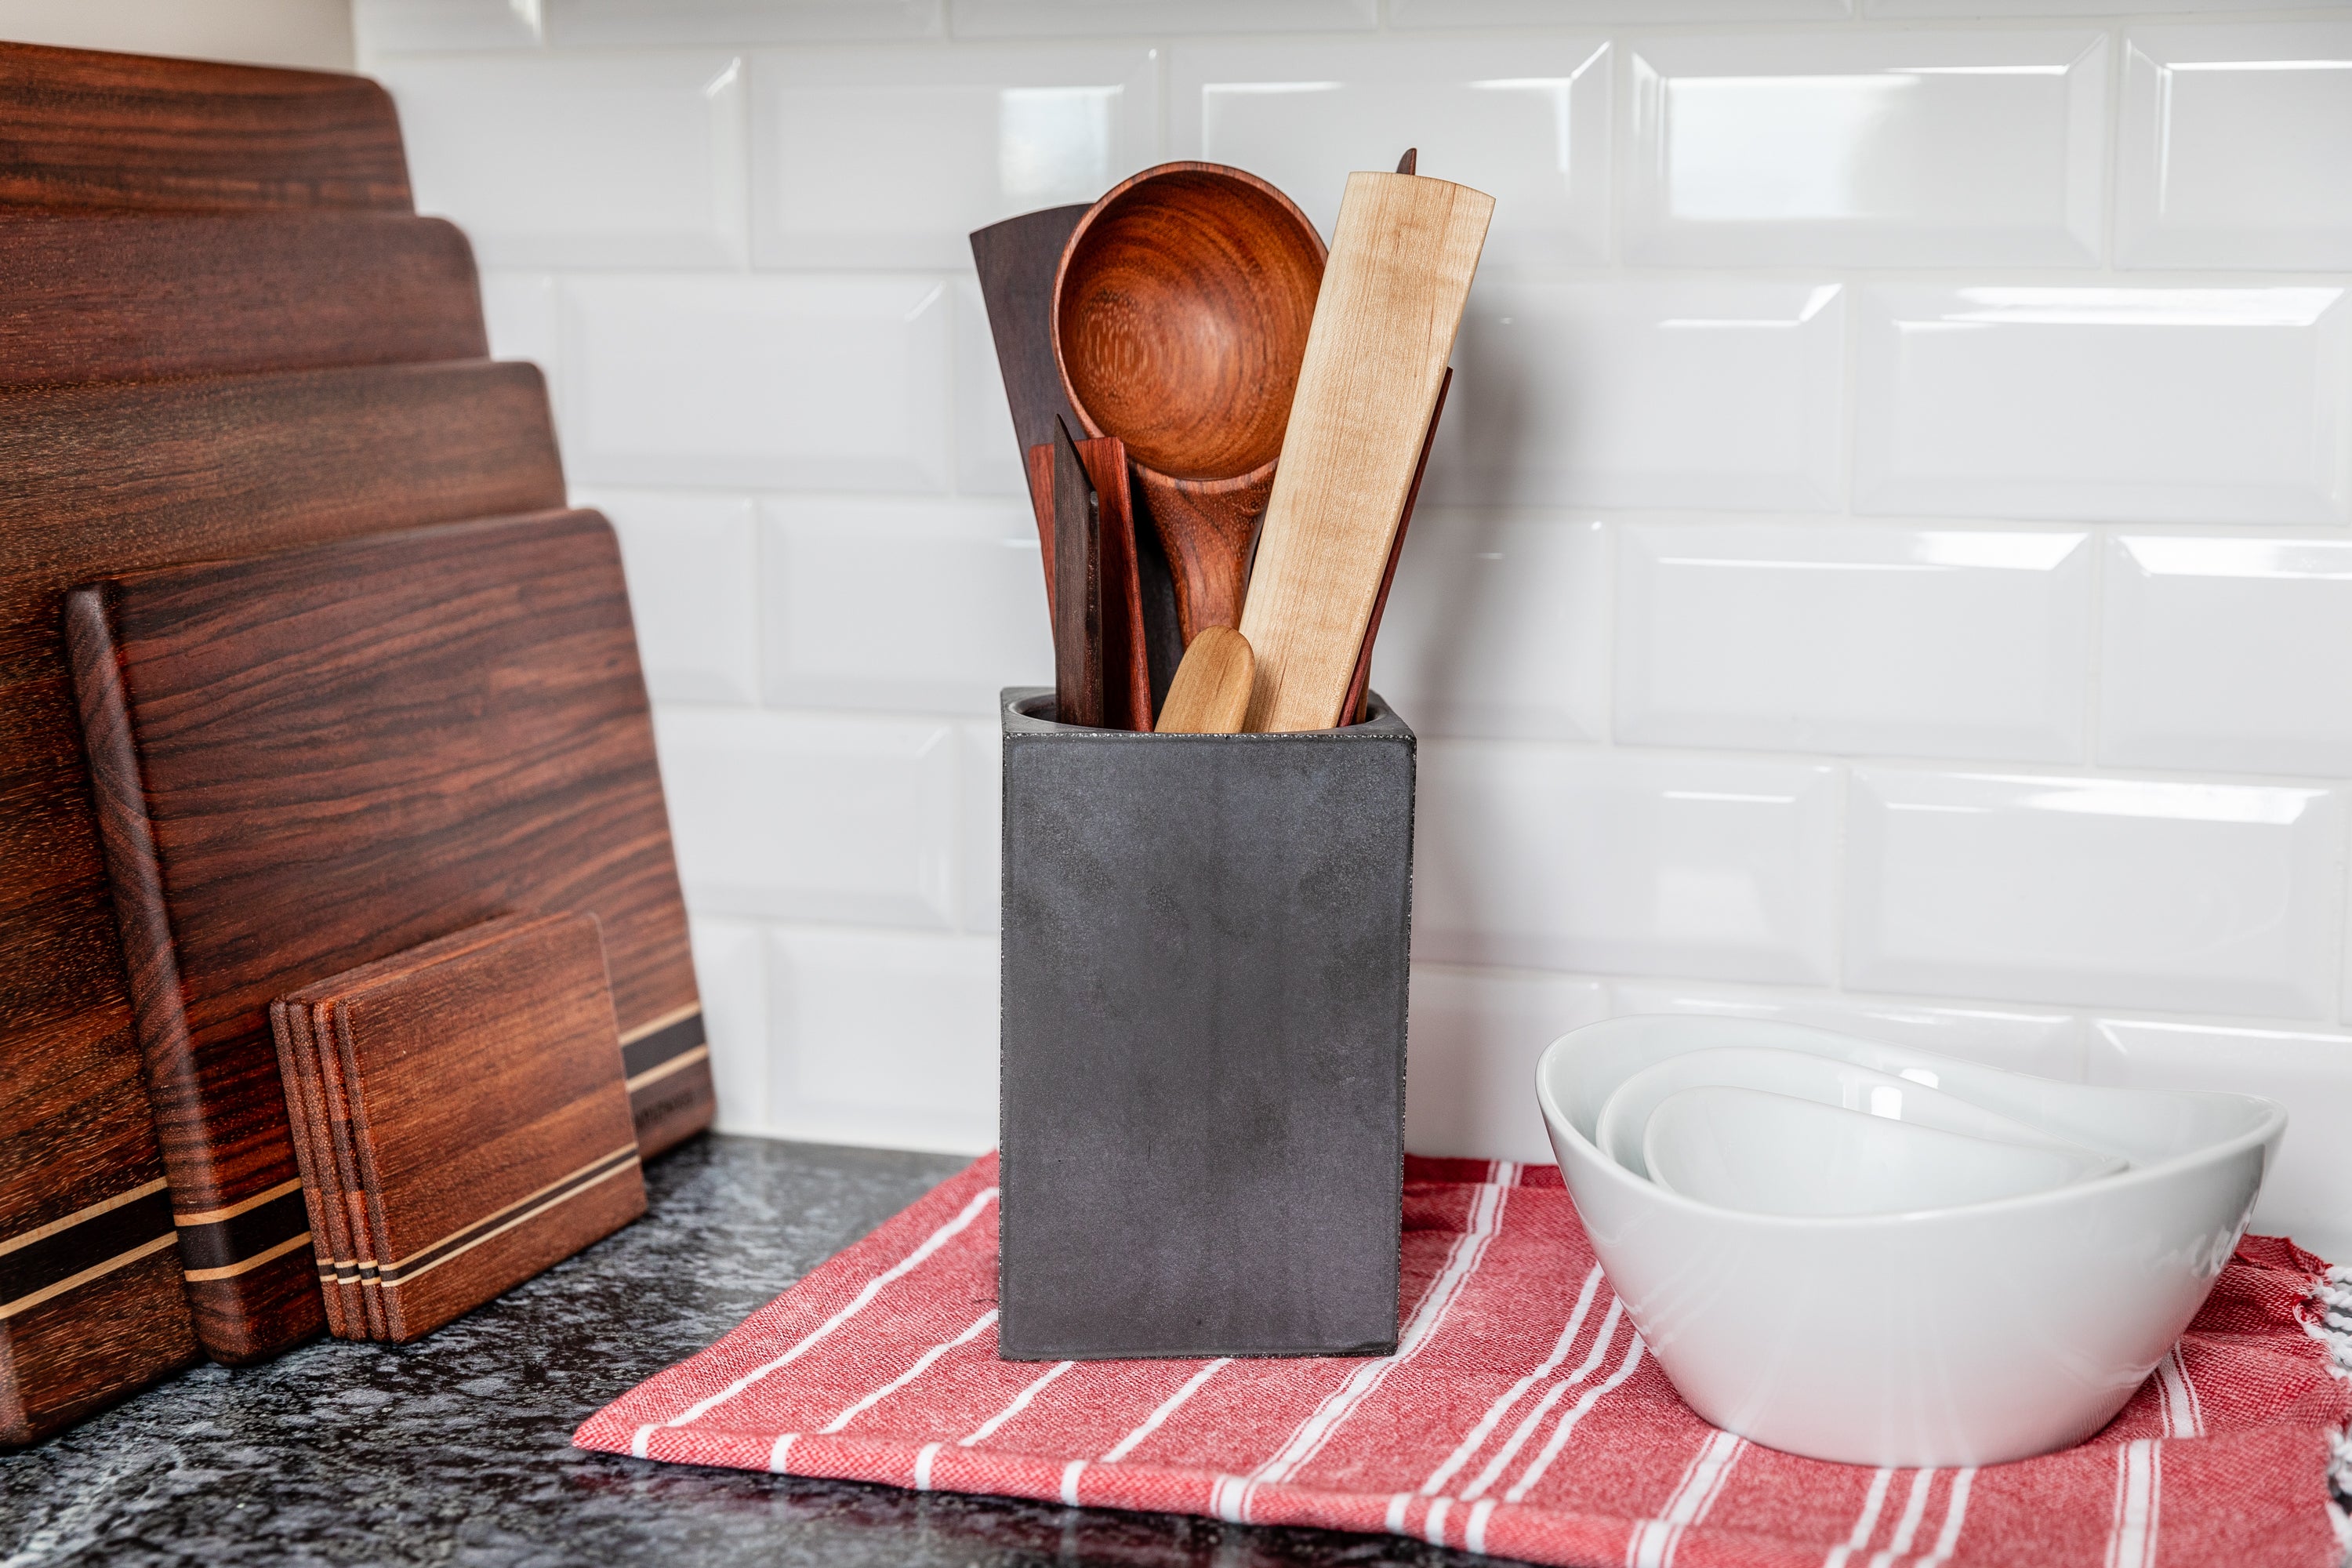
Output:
[998,686,1414,1361]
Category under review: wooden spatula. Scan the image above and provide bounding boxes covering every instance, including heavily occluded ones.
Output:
[1049,416,1103,728]
[1237,169,1492,732]
[1155,626,1254,734]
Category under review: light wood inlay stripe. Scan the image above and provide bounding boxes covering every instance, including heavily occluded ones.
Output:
[0,1176,169,1258]
[619,1003,701,1048]
[385,1156,640,1288]
[383,1142,640,1273]
[0,1232,178,1320]
[183,1230,314,1282]
[174,1174,303,1228]
[626,1044,709,1094]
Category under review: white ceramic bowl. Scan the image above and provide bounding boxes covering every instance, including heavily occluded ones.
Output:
[1641,1085,2122,1218]
[1592,1045,2127,1181]
[1537,1015,2284,1467]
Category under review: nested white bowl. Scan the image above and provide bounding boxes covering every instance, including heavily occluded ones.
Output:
[1537,1015,2284,1468]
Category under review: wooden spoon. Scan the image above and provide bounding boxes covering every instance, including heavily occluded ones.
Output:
[1053,162,1326,645]
[1156,626,1254,735]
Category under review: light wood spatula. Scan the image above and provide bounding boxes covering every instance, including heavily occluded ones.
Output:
[1237,168,1492,732]
[1154,626,1254,734]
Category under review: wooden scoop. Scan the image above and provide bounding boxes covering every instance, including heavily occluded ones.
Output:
[1053,162,1326,645]
[1155,626,1254,735]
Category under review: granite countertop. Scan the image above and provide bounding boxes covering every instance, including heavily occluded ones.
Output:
[1,1135,1485,1568]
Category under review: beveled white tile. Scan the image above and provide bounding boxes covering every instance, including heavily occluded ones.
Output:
[688,917,769,1135]
[654,708,960,929]
[355,0,542,54]
[2118,24,2352,270]
[1405,967,1608,1163]
[1398,0,1847,21]
[1369,514,1609,742]
[1616,524,2090,760]
[2090,1018,2352,1263]
[1609,978,2087,1078]
[959,720,1002,935]
[2102,535,2352,777]
[561,274,952,491]
[765,927,997,1153]
[548,0,944,44]
[761,499,1051,716]
[950,0,1375,37]
[1425,280,1845,512]
[574,488,760,706]
[1624,31,2104,267]
[1169,37,1610,267]
[1871,0,2330,15]
[955,274,1027,498]
[478,272,557,372]
[1847,768,2343,1018]
[376,53,747,268]
[1417,744,1840,984]
[1853,285,2352,526]
[753,43,1158,269]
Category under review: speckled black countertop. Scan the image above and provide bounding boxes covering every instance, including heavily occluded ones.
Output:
[0,1135,1487,1567]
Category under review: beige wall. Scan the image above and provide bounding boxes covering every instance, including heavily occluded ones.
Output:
[0,0,352,72]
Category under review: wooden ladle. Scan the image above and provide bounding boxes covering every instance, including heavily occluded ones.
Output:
[1052,162,1326,644]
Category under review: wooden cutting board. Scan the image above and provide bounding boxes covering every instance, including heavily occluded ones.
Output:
[0,361,564,1396]
[0,211,485,388]
[67,508,707,1366]
[0,41,411,212]
[299,914,645,1344]
[1237,172,1491,733]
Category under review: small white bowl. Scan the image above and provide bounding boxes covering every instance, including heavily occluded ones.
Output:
[1592,1045,2126,1181]
[1537,1015,2283,1467]
[1642,1085,2122,1218]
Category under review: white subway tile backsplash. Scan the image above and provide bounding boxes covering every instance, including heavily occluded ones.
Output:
[761,499,1051,716]
[2101,535,2352,777]
[753,43,1158,270]
[478,272,559,373]
[949,0,1375,38]
[2118,24,2352,271]
[954,274,1033,500]
[1870,0,2336,16]
[765,927,997,1153]
[655,708,961,928]
[1616,524,2090,761]
[561,274,952,491]
[548,0,944,45]
[2090,1018,2352,1264]
[1370,514,1609,742]
[1396,0,1849,22]
[1417,743,1841,984]
[959,720,1001,935]
[1853,285,2352,526]
[1608,978,2087,1078]
[1426,280,1846,512]
[688,917,770,1134]
[377,53,748,268]
[1847,768,2343,1018]
[1405,967,1608,1163]
[576,488,760,706]
[355,0,543,54]
[1624,31,2105,268]
[1169,37,1610,267]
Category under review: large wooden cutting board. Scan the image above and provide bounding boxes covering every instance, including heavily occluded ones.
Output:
[0,41,411,212]
[67,509,709,1364]
[0,211,485,388]
[0,361,564,1392]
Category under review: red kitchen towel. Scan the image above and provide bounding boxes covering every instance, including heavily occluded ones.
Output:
[577,1155,2352,1568]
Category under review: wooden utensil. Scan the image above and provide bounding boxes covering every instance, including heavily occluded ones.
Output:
[1053,162,1327,644]
[1155,626,1255,735]
[1239,171,1492,732]
[281,913,645,1344]
[0,210,485,388]
[0,40,412,212]
[1049,416,1104,728]
[1340,367,1451,725]
[1028,431,1152,730]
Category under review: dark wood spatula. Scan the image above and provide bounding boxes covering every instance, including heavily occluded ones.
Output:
[1049,416,1103,728]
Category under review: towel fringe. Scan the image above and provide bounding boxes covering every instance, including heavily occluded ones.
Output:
[2305,1265,2351,1558]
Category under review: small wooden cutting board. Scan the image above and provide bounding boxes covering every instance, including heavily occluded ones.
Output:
[1237,170,1491,732]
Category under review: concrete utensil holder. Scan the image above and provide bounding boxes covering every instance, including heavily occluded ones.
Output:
[998,687,1414,1360]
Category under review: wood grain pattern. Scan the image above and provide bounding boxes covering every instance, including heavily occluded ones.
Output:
[2,361,561,1374]
[1078,436,1150,732]
[0,211,484,389]
[1049,419,1103,729]
[1240,172,1492,733]
[971,204,1087,603]
[0,40,410,212]
[1054,162,1324,643]
[1341,368,1450,726]
[67,508,704,1363]
[1155,626,1254,735]
[267,1000,344,1338]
